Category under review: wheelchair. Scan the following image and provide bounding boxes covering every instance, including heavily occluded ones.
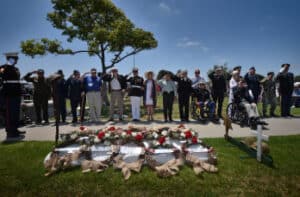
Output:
[191,97,218,122]
[226,102,249,126]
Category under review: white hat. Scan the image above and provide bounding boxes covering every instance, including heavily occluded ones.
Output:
[232,70,239,75]
[294,82,300,87]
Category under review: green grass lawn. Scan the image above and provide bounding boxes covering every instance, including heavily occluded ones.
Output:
[1,136,300,196]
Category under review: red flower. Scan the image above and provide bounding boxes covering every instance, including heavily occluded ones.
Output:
[158,136,166,145]
[192,136,198,144]
[178,124,185,129]
[184,131,192,139]
[108,126,116,131]
[97,131,105,139]
[79,126,85,131]
[126,130,132,135]
[135,134,143,141]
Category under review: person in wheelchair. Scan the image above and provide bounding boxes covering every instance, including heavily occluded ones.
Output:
[193,81,218,121]
[233,79,267,129]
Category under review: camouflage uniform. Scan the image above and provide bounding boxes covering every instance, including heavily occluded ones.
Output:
[261,78,277,116]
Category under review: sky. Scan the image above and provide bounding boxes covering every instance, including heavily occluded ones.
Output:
[0,0,299,79]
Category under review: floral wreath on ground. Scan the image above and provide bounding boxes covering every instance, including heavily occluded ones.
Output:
[52,124,217,179]
[60,124,207,148]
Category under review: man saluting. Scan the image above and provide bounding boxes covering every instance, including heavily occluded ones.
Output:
[0,52,26,140]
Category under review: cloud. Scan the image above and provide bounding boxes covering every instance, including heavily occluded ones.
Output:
[158,2,180,14]
[177,37,209,52]
[159,2,171,12]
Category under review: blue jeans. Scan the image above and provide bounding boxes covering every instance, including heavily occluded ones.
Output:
[199,101,216,118]
[5,96,21,136]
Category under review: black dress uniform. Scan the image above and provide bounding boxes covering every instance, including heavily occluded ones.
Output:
[0,53,23,138]
[208,71,226,118]
[66,72,83,123]
[173,75,193,121]
[127,74,144,121]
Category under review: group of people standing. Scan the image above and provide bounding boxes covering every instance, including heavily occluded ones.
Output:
[0,52,297,140]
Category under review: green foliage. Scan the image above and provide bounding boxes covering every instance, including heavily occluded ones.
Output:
[295,75,300,82]
[21,0,157,72]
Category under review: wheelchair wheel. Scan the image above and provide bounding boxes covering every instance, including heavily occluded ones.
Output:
[191,102,198,120]
[237,108,248,125]
[226,103,237,121]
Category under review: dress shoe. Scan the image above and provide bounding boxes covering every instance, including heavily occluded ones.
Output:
[6,134,25,141]
[17,130,26,135]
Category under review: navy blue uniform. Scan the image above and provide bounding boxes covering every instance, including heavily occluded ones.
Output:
[244,73,261,103]
[0,64,21,137]
[276,72,294,117]
[55,78,67,122]
[66,76,83,122]
[173,76,193,121]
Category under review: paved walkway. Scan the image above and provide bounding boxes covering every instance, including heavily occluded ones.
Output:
[1,117,299,142]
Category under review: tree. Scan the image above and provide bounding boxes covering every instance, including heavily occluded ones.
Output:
[21,0,157,73]
[295,75,300,82]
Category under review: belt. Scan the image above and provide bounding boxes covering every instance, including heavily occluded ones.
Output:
[131,85,142,88]
[3,80,20,84]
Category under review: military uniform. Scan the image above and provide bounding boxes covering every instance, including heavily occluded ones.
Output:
[173,75,193,121]
[66,74,83,123]
[276,68,294,117]
[127,74,144,121]
[24,71,51,123]
[261,76,277,116]
[0,53,23,138]
[208,71,226,118]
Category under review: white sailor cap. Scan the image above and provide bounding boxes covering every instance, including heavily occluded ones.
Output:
[4,52,19,58]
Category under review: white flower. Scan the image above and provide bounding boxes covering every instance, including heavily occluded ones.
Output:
[162,130,168,136]
[105,133,111,138]
[153,140,160,147]
[114,134,119,139]
[121,132,127,137]
[94,137,100,143]
[180,132,185,138]
[132,132,137,137]
[152,132,159,139]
